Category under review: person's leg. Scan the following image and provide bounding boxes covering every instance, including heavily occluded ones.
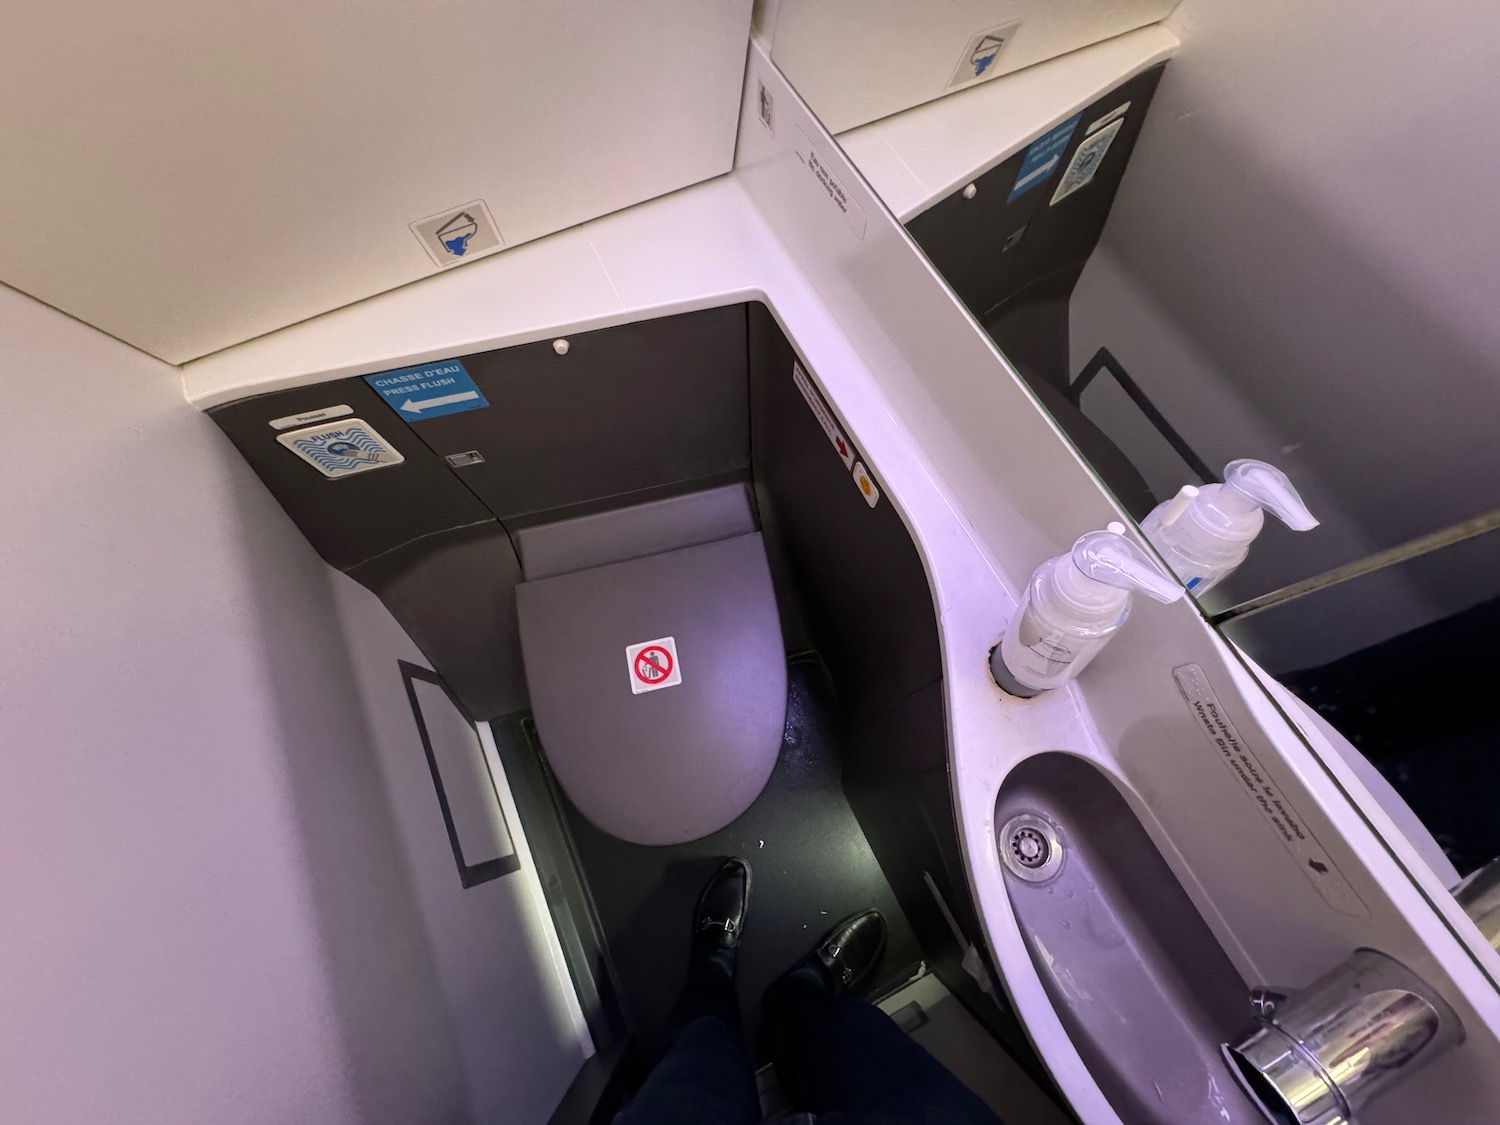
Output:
[612,1015,760,1125]
[613,858,762,1125]
[764,911,1004,1125]
[787,996,1004,1124]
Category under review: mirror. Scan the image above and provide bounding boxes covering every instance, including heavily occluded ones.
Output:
[756,2,1500,956]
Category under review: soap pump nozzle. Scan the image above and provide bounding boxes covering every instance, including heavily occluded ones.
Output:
[1221,459,1320,531]
[1067,524,1186,607]
[1141,459,1320,594]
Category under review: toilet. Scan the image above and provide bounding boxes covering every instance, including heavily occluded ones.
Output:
[515,483,787,846]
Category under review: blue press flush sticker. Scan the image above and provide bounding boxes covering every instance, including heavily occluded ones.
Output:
[1008,114,1081,202]
[365,360,489,420]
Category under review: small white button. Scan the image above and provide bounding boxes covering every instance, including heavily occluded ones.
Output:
[553,338,570,355]
[962,183,978,200]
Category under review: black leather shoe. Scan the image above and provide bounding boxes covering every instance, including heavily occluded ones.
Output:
[811,909,887,997]
[693,857,752,955]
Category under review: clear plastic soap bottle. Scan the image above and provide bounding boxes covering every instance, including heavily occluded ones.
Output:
[990,523,1184,698]
[1141,459,1319,594]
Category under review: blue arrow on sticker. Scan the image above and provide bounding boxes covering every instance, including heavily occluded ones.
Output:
[363,360,490,421]
[400,390,481,415]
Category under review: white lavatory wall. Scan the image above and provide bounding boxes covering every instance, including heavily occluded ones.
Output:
[0,281,579,1123]
[1070,0,1500,670]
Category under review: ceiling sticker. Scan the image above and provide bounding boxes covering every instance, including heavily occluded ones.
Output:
[410,199,503,267]
[948,22,1022,90]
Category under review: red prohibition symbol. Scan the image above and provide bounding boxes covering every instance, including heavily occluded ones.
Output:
[633,644,674,684]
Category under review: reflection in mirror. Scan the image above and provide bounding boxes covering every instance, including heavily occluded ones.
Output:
[757,2,1500,965]
[1220,522,1500,952]
[756,0,1177,133]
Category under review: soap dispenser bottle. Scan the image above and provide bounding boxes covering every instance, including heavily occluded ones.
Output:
[1141,459,1319,594]
[991,523,1184,698]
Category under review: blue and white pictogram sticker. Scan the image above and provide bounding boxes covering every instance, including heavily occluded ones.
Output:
[364,359,489,420]
[277,419,405,479]
[410,200,503,267]
[948,23,1021,89]
[1008,113,1081,202]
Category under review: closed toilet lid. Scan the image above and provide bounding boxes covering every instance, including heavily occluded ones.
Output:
[515,532,786,846]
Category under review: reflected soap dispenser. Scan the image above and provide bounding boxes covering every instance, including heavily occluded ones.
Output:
[990,523,1184,698]
[1141,459,1319,594]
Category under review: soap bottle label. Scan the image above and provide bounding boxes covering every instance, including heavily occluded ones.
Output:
[1004,612,1091,685]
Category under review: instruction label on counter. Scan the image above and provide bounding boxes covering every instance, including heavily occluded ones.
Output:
[1174,664,1368,917]
[793,126,867,240]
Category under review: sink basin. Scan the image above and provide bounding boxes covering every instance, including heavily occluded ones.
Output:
[995,753,1265,1124]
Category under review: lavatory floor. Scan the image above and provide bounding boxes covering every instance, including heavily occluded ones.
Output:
[534,654,923,1061]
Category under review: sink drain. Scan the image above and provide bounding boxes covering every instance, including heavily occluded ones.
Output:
[999,813,1064,883]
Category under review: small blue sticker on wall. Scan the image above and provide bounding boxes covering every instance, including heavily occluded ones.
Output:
[1008,114,1081,202]
[365,360,489,420]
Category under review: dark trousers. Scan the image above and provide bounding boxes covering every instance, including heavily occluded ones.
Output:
[614,961,1006,1125]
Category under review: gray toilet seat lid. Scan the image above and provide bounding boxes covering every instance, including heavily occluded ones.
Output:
[516,533,787,846]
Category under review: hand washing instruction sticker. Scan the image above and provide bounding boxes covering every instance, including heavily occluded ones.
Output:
[365,359,489,420]
[410,200,503,267]
[1008,114,1080,202]
[948,23,1021,89]
[277,419,405,479]
[627,637,682,694]
[1051,119,1124,205]
[1174,664,1368,917]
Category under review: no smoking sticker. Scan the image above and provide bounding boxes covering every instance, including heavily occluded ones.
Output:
[626,637,682,695]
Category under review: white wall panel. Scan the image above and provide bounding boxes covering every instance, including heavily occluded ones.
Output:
[0,0,752,363]
[0,278,583,1123]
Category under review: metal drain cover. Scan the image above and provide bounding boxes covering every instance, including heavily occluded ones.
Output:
[1000,813,1064,883]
